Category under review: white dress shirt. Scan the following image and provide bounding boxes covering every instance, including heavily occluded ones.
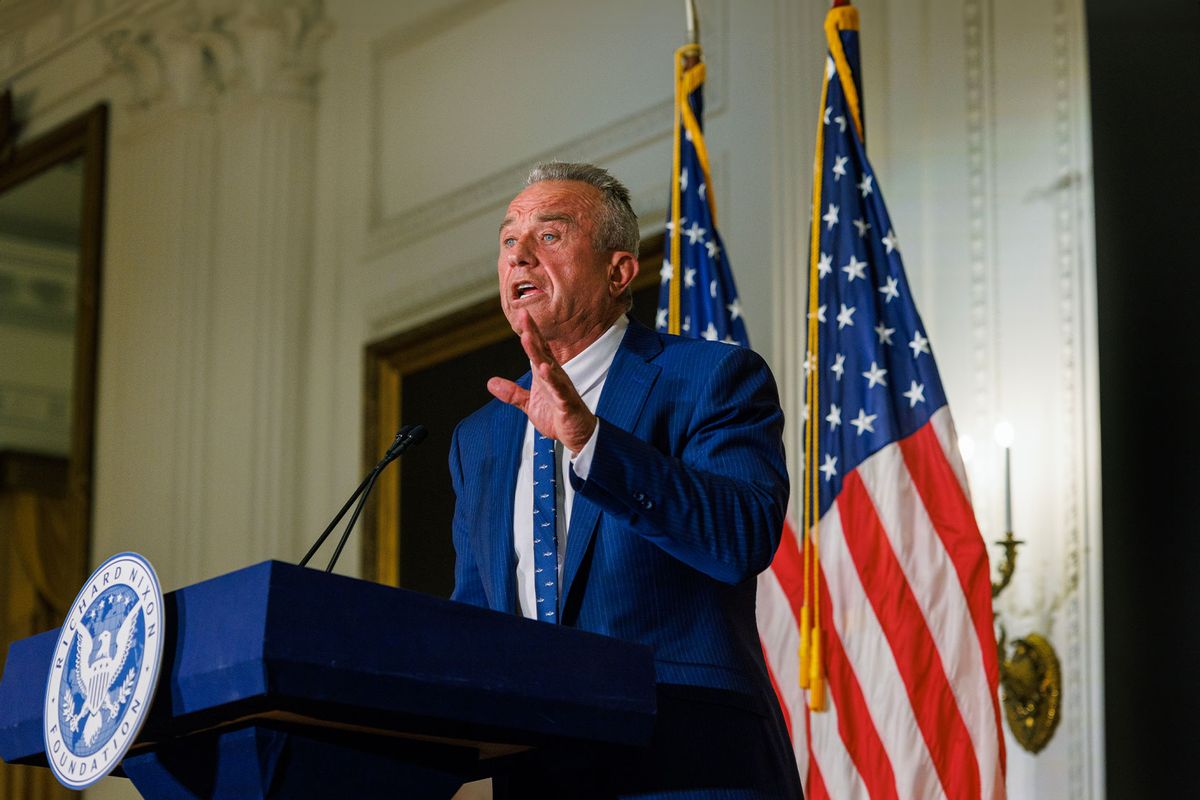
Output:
[513,315,628,619]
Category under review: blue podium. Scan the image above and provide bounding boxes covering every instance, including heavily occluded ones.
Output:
[0,561,656,798]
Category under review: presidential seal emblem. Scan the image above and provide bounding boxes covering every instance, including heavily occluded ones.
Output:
[43,552,164,789]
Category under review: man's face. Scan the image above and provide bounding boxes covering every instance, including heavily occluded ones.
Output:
[497,180,623,346]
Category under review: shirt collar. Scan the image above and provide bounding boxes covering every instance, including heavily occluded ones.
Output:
[560,315,628,398]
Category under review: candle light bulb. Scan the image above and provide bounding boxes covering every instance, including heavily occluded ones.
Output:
[993,420,1014,533]
[993,420,1015,449]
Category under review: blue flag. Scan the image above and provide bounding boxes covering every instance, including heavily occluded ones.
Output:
[657,48,748,347]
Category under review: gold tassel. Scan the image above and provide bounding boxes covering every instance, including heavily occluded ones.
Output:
[797,605,811,688]
[808,624,826,711]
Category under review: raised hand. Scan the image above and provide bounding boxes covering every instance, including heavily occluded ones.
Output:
[487,310,597,454]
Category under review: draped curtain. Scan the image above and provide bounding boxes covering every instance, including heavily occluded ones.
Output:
[0,489,85,800]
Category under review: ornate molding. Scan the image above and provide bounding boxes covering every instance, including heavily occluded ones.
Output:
[1048,0,1096,794]
[100,0,330,113]
[962,0,999,528]
[0,0,143,82]
[226,0,331,102]
[963,0,1099,790]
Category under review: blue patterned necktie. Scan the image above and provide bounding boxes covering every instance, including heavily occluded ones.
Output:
[532,431,559,622]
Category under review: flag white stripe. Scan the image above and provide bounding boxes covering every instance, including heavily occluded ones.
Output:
[757,568,810,777]
[807,685,870,799]
[930,406,971,503]
[856,442,1002,800]
[819,502,948,800]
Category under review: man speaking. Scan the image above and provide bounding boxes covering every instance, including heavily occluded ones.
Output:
[449,162,801,797]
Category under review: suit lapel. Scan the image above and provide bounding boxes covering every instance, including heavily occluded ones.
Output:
[484,373,528,614]
[560,320,663,611]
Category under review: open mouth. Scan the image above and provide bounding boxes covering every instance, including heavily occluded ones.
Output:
[513,281,545,300]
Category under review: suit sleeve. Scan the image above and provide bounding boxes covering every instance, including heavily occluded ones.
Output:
[449,421,488,607]
[574,345,789,584]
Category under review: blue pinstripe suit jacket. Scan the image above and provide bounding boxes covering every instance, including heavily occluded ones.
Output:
[449,317,789,701]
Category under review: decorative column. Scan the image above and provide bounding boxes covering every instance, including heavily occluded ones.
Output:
[95,0,330,588]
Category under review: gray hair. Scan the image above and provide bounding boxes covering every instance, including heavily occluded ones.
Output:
[525,162,640,258]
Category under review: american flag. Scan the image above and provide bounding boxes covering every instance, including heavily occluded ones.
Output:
[756,5,1007,798]
[655,42,747,347]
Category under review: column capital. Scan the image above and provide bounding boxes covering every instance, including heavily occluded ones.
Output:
[101,0,331,113]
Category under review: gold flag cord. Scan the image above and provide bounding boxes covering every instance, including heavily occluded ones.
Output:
[668,45,699,334]
[803,63,829,709]
[802,2,863,712]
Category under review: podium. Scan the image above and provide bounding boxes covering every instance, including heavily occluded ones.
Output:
[0,561,656,798]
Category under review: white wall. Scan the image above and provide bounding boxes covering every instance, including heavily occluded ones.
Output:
[0,1,1102,797]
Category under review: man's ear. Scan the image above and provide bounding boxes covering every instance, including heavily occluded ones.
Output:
[609,251,639,297]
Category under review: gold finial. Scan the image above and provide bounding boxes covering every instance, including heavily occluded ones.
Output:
[685,0,699,45]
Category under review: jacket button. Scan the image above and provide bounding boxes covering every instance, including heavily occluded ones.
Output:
[633,491,645,502]
[643,499,654,510]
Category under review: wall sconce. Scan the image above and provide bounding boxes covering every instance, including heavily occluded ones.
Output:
[989,421,1062,754]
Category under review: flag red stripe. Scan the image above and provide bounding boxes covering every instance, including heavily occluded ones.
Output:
[898,425,1007,774]
[770,518,806,610]
[763,641,794,740]
[836,470,982,799]
[803,704,831,800]
[816,562,900,800]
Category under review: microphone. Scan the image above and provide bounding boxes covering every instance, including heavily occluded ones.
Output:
[300,424,428,572]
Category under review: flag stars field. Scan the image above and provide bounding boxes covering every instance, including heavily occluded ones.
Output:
[909,330,931,357]
[875,321,895,345]
[819,453,838,481]
[833,155,848,180]
[882,228,899,254]
[862,361,888,388]
[836,303,856,329]
[903,380,926,407]
[843,254,867,282]
[831,353,846,380]
[657,44,749,350]
[879,275,900,303]
[826,404,842,429]
[849,407,877,436]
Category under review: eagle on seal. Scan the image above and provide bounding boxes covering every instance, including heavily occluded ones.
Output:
[66,597,141,746]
